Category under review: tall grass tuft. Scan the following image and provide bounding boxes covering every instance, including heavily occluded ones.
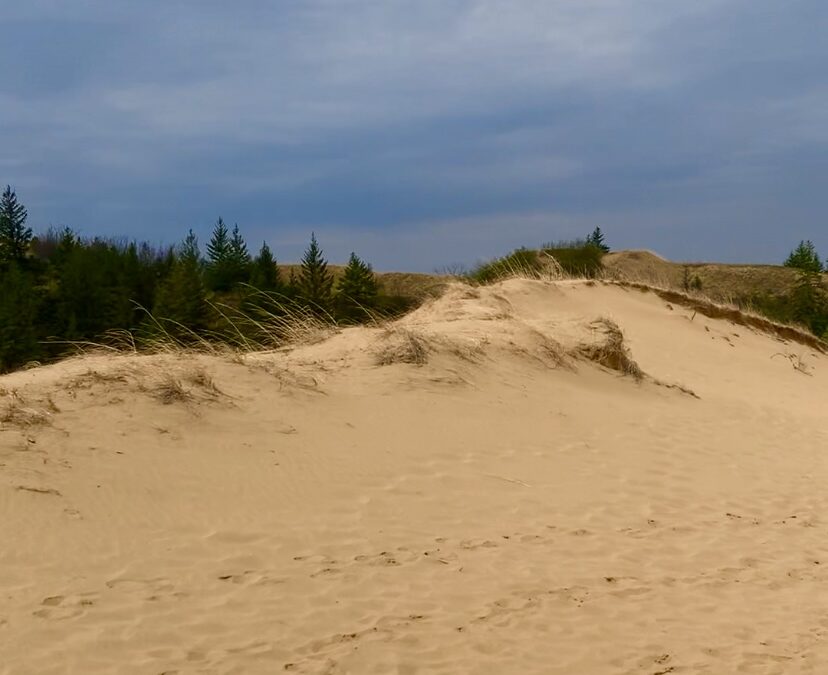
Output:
[45,290,341,361]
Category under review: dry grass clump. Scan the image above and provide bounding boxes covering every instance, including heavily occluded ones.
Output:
[536,335,572,370]
[151,374,193,405]
[1,403,52,428]
[515,327,572,370]
[374,325,490,367]
[243,360,323,393]
[140,365,225,405]
[575,318,644,381]
[61,362,224,407]
[375,327,431,366]
[571,317,699,395]
[0,391,56,429]
[67,368,131,390]
[182,367,221,393]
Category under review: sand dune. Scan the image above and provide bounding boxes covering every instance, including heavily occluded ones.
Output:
[2,279,827,674]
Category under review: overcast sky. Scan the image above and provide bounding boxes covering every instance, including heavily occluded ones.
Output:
[3,0,827,271]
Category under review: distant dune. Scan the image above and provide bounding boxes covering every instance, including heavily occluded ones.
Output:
[2,279,828,674]
[604,249,827,300]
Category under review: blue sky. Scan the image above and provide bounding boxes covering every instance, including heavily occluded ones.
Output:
[3,0,827,271]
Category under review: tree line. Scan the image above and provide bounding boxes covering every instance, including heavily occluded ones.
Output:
[2,185,826,373]
[0,186,396,373]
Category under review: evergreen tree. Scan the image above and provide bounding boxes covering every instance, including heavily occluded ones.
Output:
[228,223,251,282]
[336,252,378,321]
[154,230,208,333]
[206,218,251,290]
[297,232,333,312]
[791,270,828,337]
[250,241,281,291]
[586,227,610,253]
[206,217,230,264]
[52,239,117,339]
[784,240,823,273]
[206,217,232,291]
[0,186,33,264]
[54,227,79,268]
[0,262,40,371]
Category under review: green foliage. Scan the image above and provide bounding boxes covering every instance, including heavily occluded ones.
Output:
[470,248,539,283]
[0,202,396,372]
[784,240,823,273]
[470,239,606,282]
[373,294,418,317]
[741,275,828,340]
[249,241,281,291]
[0,191,389,372]
[336,252,379,321]
[0,185,33,264]
[542,244,604,277]
[297,233,334,313]
[0,263,40,370]
[586,227,610,253]
[540,238,588,249]
[790,271,828,336]
[229,224,251,276]
[682,266,703,292]
[154,230,208,334]
[206,218,230,262]
[28,231,166,347]
[205,218,251,291]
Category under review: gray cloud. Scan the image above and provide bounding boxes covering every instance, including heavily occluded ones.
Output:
[2,0,826,269]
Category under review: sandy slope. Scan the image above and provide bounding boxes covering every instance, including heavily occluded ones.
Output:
[2,279,827,675]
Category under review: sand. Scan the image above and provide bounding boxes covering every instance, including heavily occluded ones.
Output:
[2,279,827,674]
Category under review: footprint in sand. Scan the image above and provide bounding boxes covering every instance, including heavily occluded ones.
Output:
[33,593,97,620]
[218,570,287,586]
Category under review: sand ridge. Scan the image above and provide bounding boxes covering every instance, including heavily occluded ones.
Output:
[2,279,827,674]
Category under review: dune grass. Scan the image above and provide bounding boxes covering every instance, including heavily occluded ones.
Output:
[576,318,644,381]
[45,291,340,363]
[0,390,57,429]
[466,246,827,354]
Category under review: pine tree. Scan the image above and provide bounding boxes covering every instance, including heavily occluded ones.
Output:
[0,262,39,371]
[54,227,78,267]
[228,223,251,283]
[297,232,333,312]
[206,218,251,290]
[336,252,378,322]
[206,217,230,264]
[791,270,828,337]
[784,240,823,274]
[250,241,281,291]
[154,229,208,333]
[206,217,232,291]
[0,186,33,264]
[586,227,610,253]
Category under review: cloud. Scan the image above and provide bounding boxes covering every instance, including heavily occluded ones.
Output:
[1,0,827,269]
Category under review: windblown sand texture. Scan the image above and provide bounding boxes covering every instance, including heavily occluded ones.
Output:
[2,279,827,674]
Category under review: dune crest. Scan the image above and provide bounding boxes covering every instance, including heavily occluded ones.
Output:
[2,279,827,674]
